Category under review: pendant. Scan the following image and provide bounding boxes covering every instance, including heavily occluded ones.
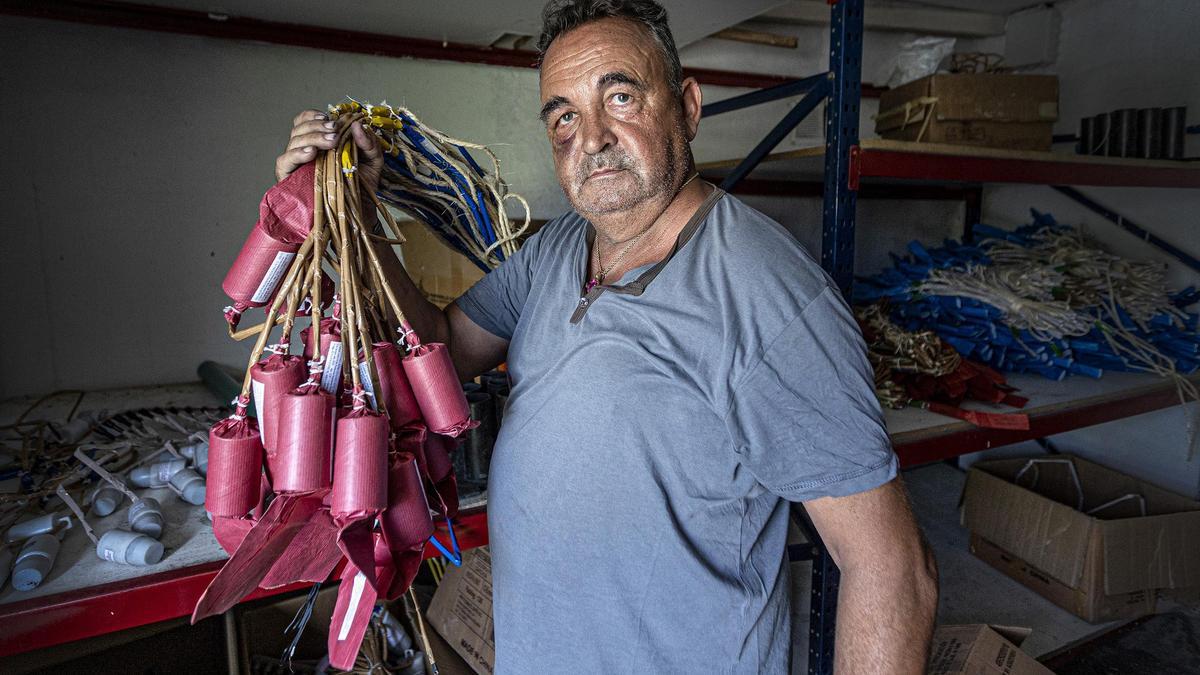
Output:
[584,278,599,293]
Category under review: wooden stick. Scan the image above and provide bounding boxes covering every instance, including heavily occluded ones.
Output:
[713,27,797,49]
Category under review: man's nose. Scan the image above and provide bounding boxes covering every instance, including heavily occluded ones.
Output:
[579,113,617,156]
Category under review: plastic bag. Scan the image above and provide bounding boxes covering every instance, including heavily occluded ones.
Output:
[886,36,956,88]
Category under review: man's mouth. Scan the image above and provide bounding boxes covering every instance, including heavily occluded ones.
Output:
[586,168,624,180]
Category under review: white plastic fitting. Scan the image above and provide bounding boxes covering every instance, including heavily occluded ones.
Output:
[128,498,165,539]
[4,513,71,545]
[129,458,188,488]
[96,529,164,566]
[88,484,126,517]
[169,469,206,506]
[12,534,60,591]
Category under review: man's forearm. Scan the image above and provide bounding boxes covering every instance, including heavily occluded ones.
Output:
[832,543,938,674]
[370,237,450,345]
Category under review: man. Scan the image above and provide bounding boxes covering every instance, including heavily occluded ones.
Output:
[275,1,937,672]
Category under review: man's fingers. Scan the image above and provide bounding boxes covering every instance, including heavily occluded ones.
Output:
[291,118,336,141]
[275,147,317,182]
[292,109,327,127]
[351,122,381,158]
[286,130,339,152]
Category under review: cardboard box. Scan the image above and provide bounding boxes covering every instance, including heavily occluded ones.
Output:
[962,455,1200,623]
[927,624,1052,675]
[876,74,1058,151]
[427,546,496,675]
[395,219,546,308]
[396,221,487,308]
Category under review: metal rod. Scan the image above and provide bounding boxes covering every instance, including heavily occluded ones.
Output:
[701,72,829,118]
[1050,185,1200,275]
[719,77,831,192]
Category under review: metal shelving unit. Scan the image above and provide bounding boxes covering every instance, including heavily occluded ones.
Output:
[698,1,1200,672]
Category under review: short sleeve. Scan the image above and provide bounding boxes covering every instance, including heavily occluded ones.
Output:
[724,286,897,502]
[453,224,549,342]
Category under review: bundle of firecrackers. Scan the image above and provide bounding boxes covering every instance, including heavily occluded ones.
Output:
[853,209,1200,425]
[198,100,524,669]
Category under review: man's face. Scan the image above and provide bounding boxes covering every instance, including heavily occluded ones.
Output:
[539,17,692,218]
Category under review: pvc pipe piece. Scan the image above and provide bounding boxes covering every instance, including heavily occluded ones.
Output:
[0,546,12,589]
[128,498,165,539]
[193,443,209,476]
[89,484,126,517]
[130,458,188,488]
[170,469,207,506]
[96,529,164,566]
[12,534,60,591]
[5,513,70,545]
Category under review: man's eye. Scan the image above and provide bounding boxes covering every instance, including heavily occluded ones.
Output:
[557,111,577,126]
[612,92,632,105]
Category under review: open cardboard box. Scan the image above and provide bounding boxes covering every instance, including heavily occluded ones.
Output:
[927,624,1052,675]
[962,454,1200,623]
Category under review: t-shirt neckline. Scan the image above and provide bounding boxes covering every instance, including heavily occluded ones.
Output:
[570,187,725,324]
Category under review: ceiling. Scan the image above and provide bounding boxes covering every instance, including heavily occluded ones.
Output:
[135,0,785,47]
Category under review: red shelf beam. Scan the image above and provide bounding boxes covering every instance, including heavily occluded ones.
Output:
[0,508,488,658]
[893,382,1188,468]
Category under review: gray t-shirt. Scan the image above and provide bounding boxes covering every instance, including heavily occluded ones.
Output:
[455,188,896,674]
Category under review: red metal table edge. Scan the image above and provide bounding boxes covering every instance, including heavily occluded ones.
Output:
[0,508,488,657]
[894,379,1189,468]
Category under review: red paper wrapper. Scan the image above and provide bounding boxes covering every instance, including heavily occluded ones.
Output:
[373,342,422,429]
[221,225,300,328]
[381,453,435,553]
[259,505,342,589]
[250,354,305,456]
[206,416,264,517]
[330,411,389,518]
[423,433,460,518]
[192,493,322,622]
[402,342,476,436]
[273,386,336,492]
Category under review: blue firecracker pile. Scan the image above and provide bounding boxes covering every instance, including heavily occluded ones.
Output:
[853,210,1200,380]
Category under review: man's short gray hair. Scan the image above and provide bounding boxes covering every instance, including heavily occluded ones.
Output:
[537,0,684,97]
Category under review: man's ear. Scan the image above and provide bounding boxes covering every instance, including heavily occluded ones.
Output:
[680,76,702,141]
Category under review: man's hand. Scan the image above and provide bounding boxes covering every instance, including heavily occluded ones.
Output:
[803,477,938,674]
[274,109,383,194]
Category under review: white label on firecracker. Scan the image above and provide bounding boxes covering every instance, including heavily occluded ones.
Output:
[251,378,266,443]
[250,251,296,303]
[321,341,343,394]
[103,548,115,562]
[337,571,368,641]
[358,362,378,411]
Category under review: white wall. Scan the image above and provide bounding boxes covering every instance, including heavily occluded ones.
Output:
[977,0,1200,497]
[0,16,563,399]
[0,13,969,398]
